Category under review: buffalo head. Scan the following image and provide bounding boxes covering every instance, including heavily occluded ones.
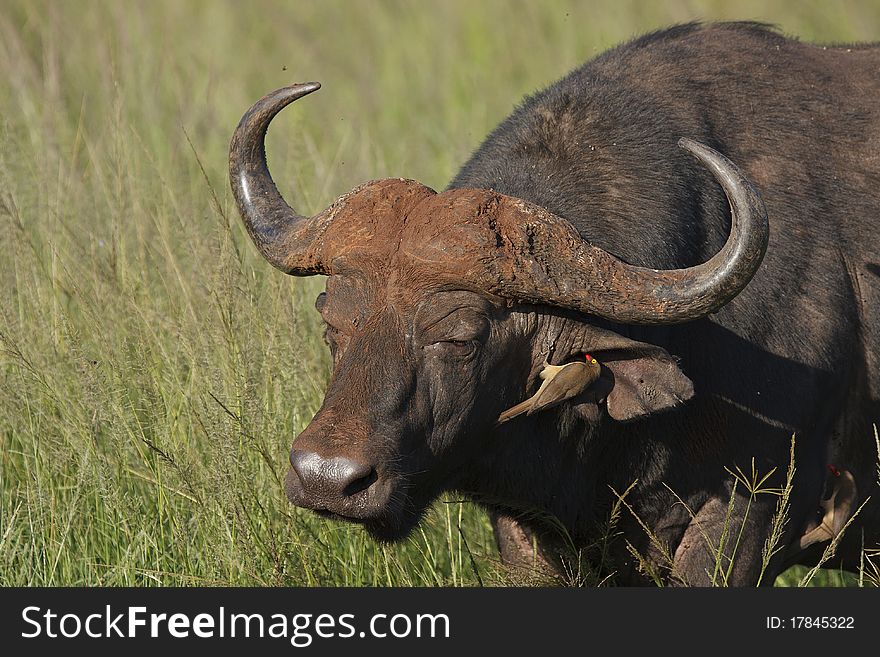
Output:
[228,83,768,540]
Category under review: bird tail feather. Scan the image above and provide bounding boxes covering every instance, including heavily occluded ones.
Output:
[496,399,532,425]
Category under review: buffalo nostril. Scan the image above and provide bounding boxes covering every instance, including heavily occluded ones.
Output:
[290,449,377,498]
[340,461,377,497]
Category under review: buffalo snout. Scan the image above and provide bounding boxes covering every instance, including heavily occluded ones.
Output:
[285,445,391,521]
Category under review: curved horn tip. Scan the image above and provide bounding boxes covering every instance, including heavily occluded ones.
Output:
[286,81,321,95]
[677,136,715,159]
[266,81,322,105]
[251,82,322,115]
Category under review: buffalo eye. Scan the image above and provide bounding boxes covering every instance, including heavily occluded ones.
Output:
[427,339,478,359]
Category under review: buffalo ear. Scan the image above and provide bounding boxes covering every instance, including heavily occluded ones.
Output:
[598,347,694,422]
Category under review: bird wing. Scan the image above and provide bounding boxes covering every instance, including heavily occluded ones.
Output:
[525,362,593,416]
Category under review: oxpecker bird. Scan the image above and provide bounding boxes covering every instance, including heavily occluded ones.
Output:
[497,355,602,424]
[798,468,858,549]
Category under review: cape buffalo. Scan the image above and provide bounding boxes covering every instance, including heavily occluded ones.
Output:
[229,22,879,585]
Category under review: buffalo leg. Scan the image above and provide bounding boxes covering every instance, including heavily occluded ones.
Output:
[488,509,557,581]
[671,495,777,586]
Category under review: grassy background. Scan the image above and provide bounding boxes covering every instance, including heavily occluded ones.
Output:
[0,0,876,586]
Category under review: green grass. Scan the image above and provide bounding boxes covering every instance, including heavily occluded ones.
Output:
[1,0,877,587]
